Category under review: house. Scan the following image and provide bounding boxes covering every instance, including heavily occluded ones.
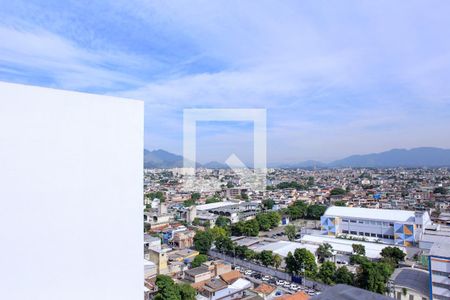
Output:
[389,268,430,300]
[185,266,212,283]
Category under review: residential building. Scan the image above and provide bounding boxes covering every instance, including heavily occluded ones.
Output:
[185,266,212,283]
[428,240,450,300]
[389,268,430,300]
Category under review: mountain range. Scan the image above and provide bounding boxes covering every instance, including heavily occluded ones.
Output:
[144,147,450,169]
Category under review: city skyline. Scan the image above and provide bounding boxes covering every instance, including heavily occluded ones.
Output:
[1,1,450,162]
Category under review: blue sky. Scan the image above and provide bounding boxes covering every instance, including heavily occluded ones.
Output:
[1,1,450,163]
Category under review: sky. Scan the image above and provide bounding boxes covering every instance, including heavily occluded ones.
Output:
[1,0,450,164]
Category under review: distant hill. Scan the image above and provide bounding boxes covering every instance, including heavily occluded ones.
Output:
[329,147,450,167]
[144,147,450,168]
[144,149,184,168]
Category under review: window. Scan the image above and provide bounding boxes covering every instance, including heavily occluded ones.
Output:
[377,234,382,238]
[343,219,349,222]
[370,221,376,225]
[350,231,357,235]
[359,232,364,236]
[371,233,376,237]
[396,292,401,299]
[358,220,364,224]
[383,222,389,227]
[365,232,370,236]
[389,223,394,227]
[383,234,389,239]
[342,230,349,234]
[409,295,414,300]
[350,220,357,223]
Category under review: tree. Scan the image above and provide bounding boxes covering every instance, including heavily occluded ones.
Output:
[232,219,259,236]
[206,195,221,204]
[178,284,196,300]
[215,235,234,254]
[193,230,213,254]
[334,266,354,285]
[267,211,281,227]
[258,250,274,267]
[352,244,366,256]
[316,243,333,263]
[192,218,201,226]
[380,247,406,267]
[256,213,272,231]
[356,261,394,294]
[209,226,228,240]
[183,199,196,207]
[215,216,230,228]
[307,176,315,187]
[191,254,208,268]
[318,261,336,285]
[288,201,308,220]
[191,192,201,200]
[262,199,275,210]
[155,275,180,300]
[306,205,327,220]
[334,200,346,207]
[330,188,346,196]
[433,187,447,195]
[273,254,282,269]
[285,224,297,241]
[285,248,317,278]
[146,191,166,202]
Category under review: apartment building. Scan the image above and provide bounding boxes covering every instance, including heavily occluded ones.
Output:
[428,241,450,300]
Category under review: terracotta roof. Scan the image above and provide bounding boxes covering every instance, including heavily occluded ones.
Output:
[191,280,207,292]
[276,291,309,300]
[254,283,276,295]
[219,270,241,284]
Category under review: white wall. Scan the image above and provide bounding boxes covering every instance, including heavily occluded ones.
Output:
[0,82,143,300]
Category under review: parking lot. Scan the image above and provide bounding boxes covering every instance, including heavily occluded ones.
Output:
[233,265,321,297]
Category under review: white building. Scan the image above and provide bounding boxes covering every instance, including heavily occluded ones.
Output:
[428,240,450,300]
[321,206,431,246]
[0,82,143,300]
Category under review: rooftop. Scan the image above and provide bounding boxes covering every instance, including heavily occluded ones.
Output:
[391,268,430,296]
[324,206,416,222]
[310,284,392,300]
[196,201,236,211]
[185,266,210,276]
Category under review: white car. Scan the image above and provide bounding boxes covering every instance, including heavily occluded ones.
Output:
[262,275,270,281]
[276,280,284,286]
[234,266,240,271]
[244,270,253,275]
[283,282,291,288]
[290,284,298,291]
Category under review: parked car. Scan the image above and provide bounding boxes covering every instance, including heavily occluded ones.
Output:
[262,275,270,281]
[253,273,262,279]
[244,270,253,275]
[233,266,240,271]
[290,284,298,291]
[276,280,284,286]
[283,282,291,288]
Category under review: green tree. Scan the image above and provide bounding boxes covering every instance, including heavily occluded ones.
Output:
[178,284,196,300]
[209,226,228,241]
[334,266,354,285]
[193,230,213,254]
[316,243,333,263]
[356,261,394,294]
[306,205,327,220]
[318,261,336,285]
[433,187,447,195]
[191,192,201,200]
[215,216,230,228]
[191,254,208,268]
[330,188,346,196]
[273,254,282,269]
[352,244,366,256]
[183,199,196,207]
[155,275,180,300]
[262,199,275,210]
[256,213,272,231]
[285,248,317,278]
[215,235,234,254]
[192,218,201,226]
[258,250,274,267]
[285,224,297,241]
[334,200,346,207]
[380,247,406,267]
[288,201,308,220]
[267,211,281,227]
[205,195,221,204]
[146,191,166,202]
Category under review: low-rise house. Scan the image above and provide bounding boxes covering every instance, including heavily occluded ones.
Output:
[185,266,212,283]
[389,268,430,300]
